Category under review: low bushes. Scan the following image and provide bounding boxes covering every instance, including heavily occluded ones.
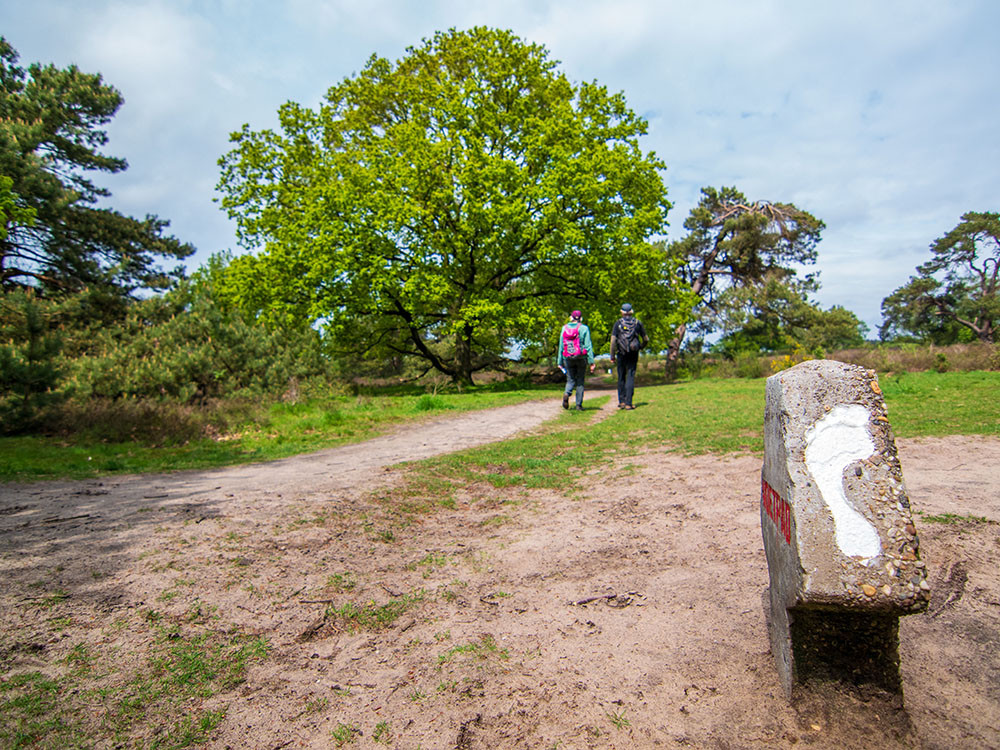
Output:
[662,341,998,382]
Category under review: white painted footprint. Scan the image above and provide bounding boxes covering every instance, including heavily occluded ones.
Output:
[804,404,881,559]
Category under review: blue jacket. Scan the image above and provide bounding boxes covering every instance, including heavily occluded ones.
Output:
[557,321,595,367]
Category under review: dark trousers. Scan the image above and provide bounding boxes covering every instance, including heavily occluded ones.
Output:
[564,358,588,406]
[616,351,639,406]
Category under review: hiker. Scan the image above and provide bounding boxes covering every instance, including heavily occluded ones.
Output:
[557,310,595,411]
[609,302,648,410]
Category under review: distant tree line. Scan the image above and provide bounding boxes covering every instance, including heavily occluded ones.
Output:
[1,31,995,434]
[880,212,998,345]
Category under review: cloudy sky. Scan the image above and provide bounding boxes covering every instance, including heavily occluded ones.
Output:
[5,0,998,334]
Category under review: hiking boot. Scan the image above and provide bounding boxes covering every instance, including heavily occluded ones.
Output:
[562,394,569,409]
[575,405,585,411]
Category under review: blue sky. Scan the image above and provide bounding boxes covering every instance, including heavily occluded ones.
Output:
[4,0,998,334]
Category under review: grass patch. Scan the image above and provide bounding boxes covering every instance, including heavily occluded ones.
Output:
[3,371,995,484]
[0,621,268,750]
[373,720,392,744]
[331,722,360,746]
[0,671,88,749]
[374,371,998,515]
[877,370,1000,437]
[325,591,424,631]
[406,553,449,578]
[35,590,70,609]
[0,388,555,481]
[437,634,508,664]
[325,572,358,592]
[919,511,996,525]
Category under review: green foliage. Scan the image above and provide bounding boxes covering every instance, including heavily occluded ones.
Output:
[880,211,999,344]
[801,304,868,349]
[217,27,677,384]
[0,289,65,432]
[714,294,866,358]
[0,386,552,480]
[65,278,328,403]
[666,186,825,369]
[0,174,36,239]
[0,37,192,298]
[0,254,329,407]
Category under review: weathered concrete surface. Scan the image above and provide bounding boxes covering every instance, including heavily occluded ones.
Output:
[761,359,930,698]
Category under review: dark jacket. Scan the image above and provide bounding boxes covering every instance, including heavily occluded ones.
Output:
[610,316,648,360]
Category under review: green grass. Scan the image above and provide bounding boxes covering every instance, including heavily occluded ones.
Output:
[325,590,424,631]
[325,572,358,592]
[331,723,360,746]
[2,371,996,482]
[437,634,508,664]
[877,370,1000,436]
[918,511,996,525]
[372,720,392,744]
[0,388,555,481]
[0,672,88,749]
[0,622,268,750]
[376,371,998,510]
[607,710,631,730]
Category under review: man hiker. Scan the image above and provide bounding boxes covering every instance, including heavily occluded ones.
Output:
[557,310,595,411]
[609,302,648,410]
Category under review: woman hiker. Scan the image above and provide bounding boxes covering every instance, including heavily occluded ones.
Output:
[557,310,595,411]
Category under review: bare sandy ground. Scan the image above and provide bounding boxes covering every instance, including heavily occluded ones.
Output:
[1,395,998,749]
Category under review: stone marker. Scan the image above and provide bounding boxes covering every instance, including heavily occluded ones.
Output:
[761,359,929,698]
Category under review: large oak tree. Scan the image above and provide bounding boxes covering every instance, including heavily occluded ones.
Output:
[217,27,676,384]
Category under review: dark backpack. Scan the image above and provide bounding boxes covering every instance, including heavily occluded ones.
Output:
[562,324,587,359]
[616,318,641,356]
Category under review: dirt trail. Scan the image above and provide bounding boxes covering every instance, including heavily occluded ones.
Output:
[1,395,998,749]
[1,396,574,508]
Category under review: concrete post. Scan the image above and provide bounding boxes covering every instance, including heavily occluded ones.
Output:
[761,360,929,699]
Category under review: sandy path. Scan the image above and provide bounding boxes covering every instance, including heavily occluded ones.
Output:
[0,397,575,510]
[1,395,997,749]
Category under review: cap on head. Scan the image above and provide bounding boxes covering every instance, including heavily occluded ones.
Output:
[570,310,582,320]
[620,303,633,313]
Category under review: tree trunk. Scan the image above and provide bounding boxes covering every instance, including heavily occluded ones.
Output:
[665,231,725,381]
[664,322,687,381]
[453,322,476,386]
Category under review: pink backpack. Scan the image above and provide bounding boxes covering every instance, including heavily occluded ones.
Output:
[562,324,587,359]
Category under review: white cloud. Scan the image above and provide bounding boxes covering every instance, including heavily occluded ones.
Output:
[80,2,214,115]
[3,0,998,332]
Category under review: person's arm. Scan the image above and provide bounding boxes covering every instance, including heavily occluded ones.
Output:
[609,322,618,362]
[639,321,649,349]
[556,328,565,369]
[583,326,596,370]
